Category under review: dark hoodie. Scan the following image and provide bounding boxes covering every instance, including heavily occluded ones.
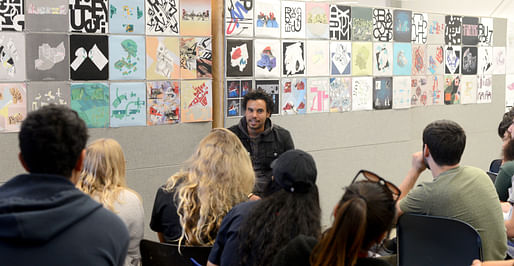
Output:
[0,174,129,266]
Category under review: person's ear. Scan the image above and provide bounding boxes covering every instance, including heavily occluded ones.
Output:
[18,152,30,172]
[75,149,86,172]
[266,111,271,118]
[423,144,430,158]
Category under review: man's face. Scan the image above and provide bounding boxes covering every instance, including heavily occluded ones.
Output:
[245,99,270,133]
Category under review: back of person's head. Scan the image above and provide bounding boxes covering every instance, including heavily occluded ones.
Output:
[240,150,321,266]
[498,108,514,139]
[311,181,396,266]
[503,138,514,162]
[166,128,255,246]
[242,89,274,114]
[423,120,466,166]
[77,138,127,211]
[19,104,88,178]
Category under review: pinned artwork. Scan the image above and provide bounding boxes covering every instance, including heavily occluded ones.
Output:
[226,39,253,77]
[0,0,24,31]
[372,8,393,42]
[478,18,493,46]
[306,41,329,76]
[373,43,393,76]
[411,44,426,76]
[330,42,351,75]
[461,46,477,75]
[307,78,329,113]
[306,2,329,39]
[27,82,70,111]
[477,74,492,104]
[180,0,211,36]
[281,77,306,115]
[329,77,351,112]
[351,77,372,111]
[393,42,412,76]
[427,13,445,45]
[461,17,479,45]
[352,42,372,76]
[110,82,146,127]
[70,83,109,128]
[427,75,444,105]
[282,40,305,77]
[507,75,514,108]
[225,0,253,37]
[181,79,212,122]
[226,79,251,116]
[69,0,108,33]
[411,13,427,44]
[145,0,179,35]
[392,76,411,109]
[410,76,432,106]
[329,5,351,41]
[180,37,198,79]
[0,33,25,81]
[70,35,108,80]
[478,46,493,74]
[254,0,280,38]
[373,77,392,110]
[281,1,306,39]
[445,45,460,74]
[443,75,460,105]
[393,10,412,42]
[26,34,69,81]
[255,39,281,78]
[147,80,180,124]
[427,45,444,75]
[109,35,145,80]
[25,0,68,32]
[196,37,212,78]
[0,83,26,132]
[352,7,372,41]
[444,15,461,45]
[109,0,145,34]
[146,36,180,80]
[255,79,279,114]
[493,47,506,75]
[459,75,476,104]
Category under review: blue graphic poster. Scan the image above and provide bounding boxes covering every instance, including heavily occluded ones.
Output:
[109,0,145,34]
[109,35,146,80]
[110,82,146,127]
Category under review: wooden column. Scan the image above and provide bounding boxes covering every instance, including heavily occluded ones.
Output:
[212,0,225,128]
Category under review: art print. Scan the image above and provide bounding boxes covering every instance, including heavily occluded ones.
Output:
[180,0,211,36]
[427,75,444,105]
[427,45,444,75]
[255,79,279,114]
[196,37,212,78]
[393,42,412,76]
[411,44,426,76]
[0,0,24,31]
[254,0,280,38]
[507,75,514,108]
[0,33,25,81]
[180,37,198,79]
[329,5,351,41]
[181,80,212,122]
[392,76,411,109]
[226,39,253,77]
[282,40,305,76]
[306,78,329,113]
[255,39,280,78]
[461,46,477,75]
[69,0,108,33]
[70,82,109,128]
[410,76,432,106]
[329,77,351,112]
[109,35,145,80]
[226,79,251,116]
[373,77,392,110]
[352,7,372,41]
[493,47,506,75]
[443,75,460,105]
[478,46,493,74]
[147,80,180,124]
[281,78,306,115]
[373,43,392,76]
[306,41,329,76]
[477,74,492,104]
[0,83,25,132]
[26,34,68,81]
[70,35,108,80]
[411,12,427,44]
[478,18,493,46]
[459,75,476,104]
[109,82,146,127]
[427,13,445,44]
[372,8,393,42]
[444,15,461,45]
[27,82,70,112]
[26,0,68,32]
[461,17,479,45]
[352,42,372,76]
[330,42,351,75]
[146,37,180,80]
[306,2,329,39]
[225,0,253,37]
[445,45,460,74]
[281,1,306,39]
[109,0,144,34]
[351,77,372,111]
[393,10,412,42]
[146,0,179,35]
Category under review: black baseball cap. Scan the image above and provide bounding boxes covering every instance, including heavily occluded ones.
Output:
[271,149,317,193]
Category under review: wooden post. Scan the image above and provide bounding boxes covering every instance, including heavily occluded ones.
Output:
[212,0,225,128]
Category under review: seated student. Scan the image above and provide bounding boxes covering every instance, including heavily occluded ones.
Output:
[491,108,514,174]
[496,115,514,202]
[273,170,398,266]
[150,128,255,245]
[207,149,321,266]
[77,138,144,266]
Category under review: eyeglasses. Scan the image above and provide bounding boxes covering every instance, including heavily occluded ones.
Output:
[351,169,401,200]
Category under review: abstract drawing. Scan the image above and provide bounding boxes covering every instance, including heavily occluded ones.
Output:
[27,82,70,111]
[351,77,372,111]
[255,39,280,78]
[281,78,306,115]
[461,17,479,45]
[181,79,212,122]
[25,0,68,32]
[70,82,109,128]
[281,1,306,39]
[352,7,372,41]
[147,80,180,124]
[282,40,305,76]
[459,75,476,104]
[372,8,393,42]
[427,13,445,44]
[180,37,198,79]
[110,82,146,127]
[226,39,253,77]
[109,35,145,80]
[393,42,412,76]
[411,44,426,76]
[26,33,68,81]
[146,0,179,35]
[180,0,211,36]
[329,77,351,112]
[427,45,444,75]
[477,74,492,104]
[478,18,493,46]
[226,79,252,116]
[70,34,108,80]
[0,0,24,31]
[410,76,432,107]
[461,46,477,75]
[330,42,351,75]
[444,15,461,45]
[329,5,351,41]
[306,41,329,76]
[0,83,25,132]
[254,0,280,38]
[443,75,460,105]
[411,12,427,44]
[146,36,180,80]
[69,0,108,33]
[0,33,25,81]
[307,78,329,113]
[373,77,392,110]
[373,43,392,76]
[352,42,372,76]
[427,75,444,105]
[393,10,412,42]
[110,0,145,34]
[445,45,460,74]
[255,79,279,114]
[225,0,253,37]
[196,37,212,78]
[306,2,329,39]
[478,46,493,74]
[392,76,411,109]
[493,47,506,75]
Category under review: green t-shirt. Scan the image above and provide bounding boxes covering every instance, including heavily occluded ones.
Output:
[494,160,514,202]
[399,166,507,261]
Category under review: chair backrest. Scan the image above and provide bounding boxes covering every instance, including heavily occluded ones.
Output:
[140,239,212,266]
[397,213,482,266]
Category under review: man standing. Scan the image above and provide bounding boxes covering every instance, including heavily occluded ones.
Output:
[0,105,129,266]
[229,90,294,197]
[397,120,507,261]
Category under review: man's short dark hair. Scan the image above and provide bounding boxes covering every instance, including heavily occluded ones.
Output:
[423,120,466,166]
[498,108,514,138]
[242,89,274,114]
[18,105,89,178]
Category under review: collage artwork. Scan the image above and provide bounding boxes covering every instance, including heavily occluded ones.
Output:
[0,0,212,132]
[225,0,503,117]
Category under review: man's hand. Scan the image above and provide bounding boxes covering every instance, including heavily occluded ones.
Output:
[411,151,427,175]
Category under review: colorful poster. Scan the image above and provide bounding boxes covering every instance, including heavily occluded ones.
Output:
[26,33,68,81]
[283,40,305,76]
[411,44,426,76]
[196,37,212,78]
[145,0,179,35]
[0,83,26,132]
[255,39,281,78]
[477,75,492,104]
[393,42,412,76]
[306,2,329,39]
[254,0,280,38]
[351,77,372,111]
[181,37,198,79]
[27,82,70,112]
[373,42,393,76]
[460,75,477,104]
[226,79,251,117]
[478,18,493,46]
[478,46,493,74]
[146,37,180,80]
[330,42,351,75]
[393,76,411,109]
[109,35,145,80]
[352,42,372,76]
[226,39,253,77]
[427,75,444,105]
[461,17,479,45]
[0,0,24,31]
[393,10,412,42]
[255,79,279,114]
[372,8,393,42]
[411,12,428,44]
[427,13,445,45]
[427,45,444,75]
[411,76,432,106]
[329,77,351,112]
[69,0,108,33]
[443,75,460,105]
[109,0,145,34]
[70,83,109,128]
[110,82,146,127]
[329,5,351,41]
[181,80,212,122]
[373,77,392,110]
[147,80,180,124]
[307,78,329,113]
[306,41,329,76]
[445,45,460,74]
[25,0,68,32]
[493,47,506,75]
[281,78,306,115]
[0,33,25,81]
[281,1,305,39]
[70,35,108,81]
[461,46,477,75]
[225,0,253,37]
[444,15,462,45]
[352,7,372,41]
[180,0,211,36]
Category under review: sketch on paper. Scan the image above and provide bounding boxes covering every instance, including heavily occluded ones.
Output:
[427,75,444,105]
[459,76,476,104]
[146,0,179,35]
[373,77,392,110]
[307,78,329,113]
[427,45,444,75]
[255,39,280,78]
[226,39,253,77]
[372,8,393,42]
[281,1,305,39]
[147,80,180,124]
[70,83,109,128]
[352,7,372,41]
[180,0,211,36]
[225,0,253,37]
[373,43,392,76]
[109,35,145,80]
[411,44,426,76]
[0,0,24,31]
[478,46,493,74]
[26,0,68,32]
[427,13,445,44]
[255,0,280,38]
[282,78,306,115]
[461,46,477,75]
[306,2,329,39]
[393,76,411,109]
[306,41,329,76]
[461,17,479,45]
[393,10,412,42]
[0,33,25,81]
[330,42,351,75]
[282,41,305,76]
[69,0,108,33]
[109,0,144,34]
[197,37,212,78]
[0,83,25,132]
[478,18,493,46]
[393,42,412,76]
[411,13,427,44]
[255,79,279,114]
[444,15,461,45]
[146,36,180,80]
[27,82,70,112]
[26,34,68,81]
[181,37,198,79]
[352,42,372,76]
[352,77,373,111]
[493,47,506,75]
[444,75,460,105]
[181,80,212,122]
[411,76,432,107]
[329,77,351,112]
[329,5,351,41]
[70,35,108,80]
[445,46,460,74]
[477,75,492,104]
[110,82,146,127]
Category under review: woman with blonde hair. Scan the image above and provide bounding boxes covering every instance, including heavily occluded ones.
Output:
[77,138,144,266]
[150,128,255,246]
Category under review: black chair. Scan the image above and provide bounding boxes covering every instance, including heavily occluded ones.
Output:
[397,213,482,266]
[140,239,212,266]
